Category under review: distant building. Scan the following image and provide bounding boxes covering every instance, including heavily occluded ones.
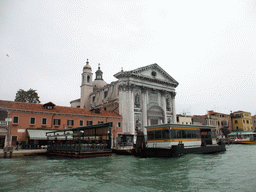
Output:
[231,111,253,131]
[192,115,207,126]
[176,114,192,125]
[252,115,256,131]
[0,100,122,148]
[192,111,231,135]
[71,61,179,137]
[206,110,231,135]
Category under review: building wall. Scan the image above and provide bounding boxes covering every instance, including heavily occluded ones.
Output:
[252,115,256,131]
[0,101,122,147]
[74,63,179,137]
[70,100,80,108]
[89,81,119,108]
[192,115,207,125]
[177,115,192,125]
[231,111,253,131]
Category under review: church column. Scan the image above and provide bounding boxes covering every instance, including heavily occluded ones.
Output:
[161,91,167,124]
[119,84,135,135]
[171,92,177,123]
[128,86,135,134]
[118,85,128,134]
[142,87,148,135]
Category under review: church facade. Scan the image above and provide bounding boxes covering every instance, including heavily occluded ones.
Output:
[70,60,179,136]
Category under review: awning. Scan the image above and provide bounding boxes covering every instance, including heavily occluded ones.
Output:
[228,131,256,136]
[0,128,8,134]
[27,129,57,140]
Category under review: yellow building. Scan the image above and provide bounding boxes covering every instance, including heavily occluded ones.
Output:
[231,111,253,131]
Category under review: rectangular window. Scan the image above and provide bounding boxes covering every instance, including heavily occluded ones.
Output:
[162,130,170,139]
[118,122,121,127]
[42,118,47,125]
[171,129,177,138]
[87,121,93,126]
[155,130,162,140]
[147,131,154,140]
[177,130,182,138]
[104,91,108,99]
[12,136,17,142]
[186,130,192,138]
[181,130,186,138]
[67,120,74,126]
[235,120,238,124]
[30,117,36,125]
[79,120,84,126]
[13,116,19,124]
[54,119,61,126]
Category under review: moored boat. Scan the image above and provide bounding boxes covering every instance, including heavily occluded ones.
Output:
[230,131,256,144]
[134,123,226,158]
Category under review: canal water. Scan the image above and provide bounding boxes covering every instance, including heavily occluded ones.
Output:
[1,144,256,192]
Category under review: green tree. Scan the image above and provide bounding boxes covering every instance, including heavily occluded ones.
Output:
[14,89,40,103]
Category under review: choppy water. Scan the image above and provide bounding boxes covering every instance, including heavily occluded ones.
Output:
[0,144,256,192]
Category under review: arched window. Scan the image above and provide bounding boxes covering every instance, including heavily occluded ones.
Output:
[87,76,90,83]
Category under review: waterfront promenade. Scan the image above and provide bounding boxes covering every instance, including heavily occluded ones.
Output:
[0,149,47,158]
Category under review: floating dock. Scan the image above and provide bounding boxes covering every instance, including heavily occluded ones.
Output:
[46,122,113,158]
[0,149,47,158]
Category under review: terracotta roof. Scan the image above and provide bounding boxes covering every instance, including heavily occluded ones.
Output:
[191,115,207,118]
[207,110,217,115]
[233,110,250,114]
[0,100,122,118]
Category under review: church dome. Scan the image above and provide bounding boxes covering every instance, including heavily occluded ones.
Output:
[92,79,107,90]
[92,63,107,90]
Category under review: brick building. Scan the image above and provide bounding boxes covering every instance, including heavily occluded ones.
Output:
[0,100,122,148]
[192,111,231,136]
[206,110,231,135]
[191,115,208,126]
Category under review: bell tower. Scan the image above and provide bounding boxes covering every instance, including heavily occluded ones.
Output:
[80,59,93,108]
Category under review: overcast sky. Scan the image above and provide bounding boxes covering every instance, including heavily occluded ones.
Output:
[0,0,256,115]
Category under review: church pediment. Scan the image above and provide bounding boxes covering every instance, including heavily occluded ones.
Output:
[114,63,178,87]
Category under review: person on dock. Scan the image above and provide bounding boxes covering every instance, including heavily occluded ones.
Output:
[16,141,19,151]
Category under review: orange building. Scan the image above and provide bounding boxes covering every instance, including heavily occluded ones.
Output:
[0,100,122,149]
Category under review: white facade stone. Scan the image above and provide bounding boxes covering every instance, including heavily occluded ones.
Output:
[71,63,179,136]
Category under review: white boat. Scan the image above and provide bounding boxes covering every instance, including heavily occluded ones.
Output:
[232,131,256,144]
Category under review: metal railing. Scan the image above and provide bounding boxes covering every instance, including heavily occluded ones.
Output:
[47,143,109,152]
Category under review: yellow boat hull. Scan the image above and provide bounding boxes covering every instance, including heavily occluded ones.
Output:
[235,141,256,144]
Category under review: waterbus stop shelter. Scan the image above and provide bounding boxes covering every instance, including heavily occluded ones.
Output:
[46,122,112,158]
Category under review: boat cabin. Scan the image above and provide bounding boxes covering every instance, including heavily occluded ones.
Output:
[145,124,217,148]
